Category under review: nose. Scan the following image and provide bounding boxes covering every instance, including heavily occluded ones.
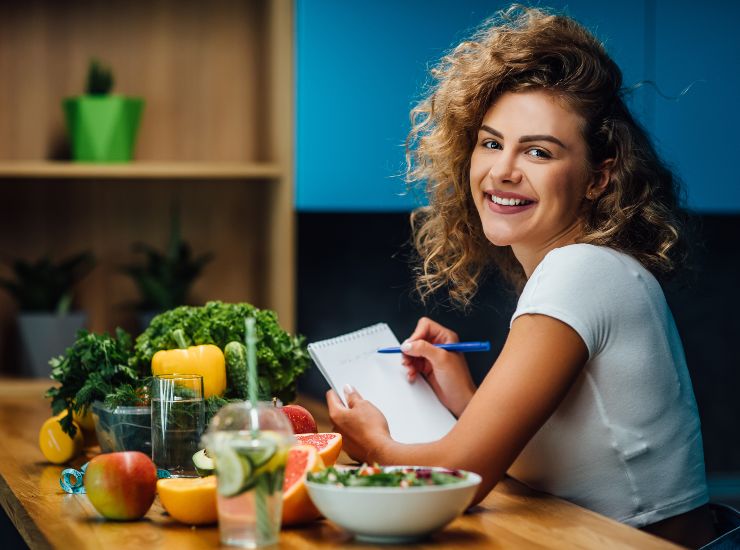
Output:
[488,149,522,185]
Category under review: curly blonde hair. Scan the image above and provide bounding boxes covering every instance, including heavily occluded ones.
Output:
[407,5,688,308]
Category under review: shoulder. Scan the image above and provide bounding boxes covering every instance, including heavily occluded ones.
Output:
[513,245,652,357]
[530,244,652,292]
[539,244,636,277]
[516,244,619,315]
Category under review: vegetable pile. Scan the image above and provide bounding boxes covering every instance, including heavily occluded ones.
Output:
[308,465,467,488]
[46,301,310,436]
[134,302,309,404]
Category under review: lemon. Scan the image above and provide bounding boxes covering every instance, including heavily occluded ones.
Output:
[38,412,83,464]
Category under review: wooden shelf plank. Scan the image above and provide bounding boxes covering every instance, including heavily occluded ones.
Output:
[0,161,282,180]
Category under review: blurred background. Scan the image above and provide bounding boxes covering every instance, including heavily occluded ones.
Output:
[0,0,738,510]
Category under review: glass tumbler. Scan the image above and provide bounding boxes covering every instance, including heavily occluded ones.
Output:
[202,401,295,548]
[151,374,205,477]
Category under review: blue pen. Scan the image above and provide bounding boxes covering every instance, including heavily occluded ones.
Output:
[377,341,491,353]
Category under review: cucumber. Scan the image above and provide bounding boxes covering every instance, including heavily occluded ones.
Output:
[192,449,215,477]
[224,341,249,400]
[211,432,287,497]
[237,437,277,469]
[215,445,253,497]
[253,432,289,475]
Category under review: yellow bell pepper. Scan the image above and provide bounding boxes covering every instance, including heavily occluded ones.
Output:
[151,330,227,398]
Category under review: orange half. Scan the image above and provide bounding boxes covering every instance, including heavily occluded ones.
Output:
[157,476,218,525]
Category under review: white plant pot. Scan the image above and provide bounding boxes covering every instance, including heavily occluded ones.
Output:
[18,312,87,378]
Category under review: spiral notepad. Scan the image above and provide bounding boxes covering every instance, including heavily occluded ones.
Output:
[307,323,457,444]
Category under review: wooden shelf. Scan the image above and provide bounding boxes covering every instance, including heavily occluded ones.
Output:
[0,161,282,180]
[0,0,296,335]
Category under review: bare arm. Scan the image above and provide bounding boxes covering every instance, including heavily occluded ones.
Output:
[327,313,588,505]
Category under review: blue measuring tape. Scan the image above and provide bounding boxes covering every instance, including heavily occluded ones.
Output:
[60,463,172,494]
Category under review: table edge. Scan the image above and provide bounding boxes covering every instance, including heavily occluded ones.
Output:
[1,471,53,550]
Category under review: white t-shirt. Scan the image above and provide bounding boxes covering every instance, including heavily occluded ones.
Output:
[508,244,708,527]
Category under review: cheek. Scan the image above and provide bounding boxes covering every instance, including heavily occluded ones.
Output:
[543,168,589,210]
[469,151,488,185]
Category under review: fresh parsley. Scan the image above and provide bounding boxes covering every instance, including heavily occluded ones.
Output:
[46,328,143,436]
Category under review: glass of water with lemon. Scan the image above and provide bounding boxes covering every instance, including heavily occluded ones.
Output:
[201,401,294,548]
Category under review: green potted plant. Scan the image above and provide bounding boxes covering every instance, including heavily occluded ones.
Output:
[0,252,95,377]
[63,58,144,162]
[122,206,213,330]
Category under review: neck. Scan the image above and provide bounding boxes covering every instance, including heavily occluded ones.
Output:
[512,223,583,278]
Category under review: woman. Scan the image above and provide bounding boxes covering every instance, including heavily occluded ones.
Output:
[325,6,718,548]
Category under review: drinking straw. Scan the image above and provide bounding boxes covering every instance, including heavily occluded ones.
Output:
[246,317,273,543]
[246,317,258,407]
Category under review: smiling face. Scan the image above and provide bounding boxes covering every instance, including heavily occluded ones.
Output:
[470,90,598,269]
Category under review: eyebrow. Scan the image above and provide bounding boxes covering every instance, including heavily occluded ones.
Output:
[479,124,567,149]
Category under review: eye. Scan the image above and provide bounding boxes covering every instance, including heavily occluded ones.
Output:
[481,139,502,150]
[526,147,551,159]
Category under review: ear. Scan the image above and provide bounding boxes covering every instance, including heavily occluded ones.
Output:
[586,159,614,200]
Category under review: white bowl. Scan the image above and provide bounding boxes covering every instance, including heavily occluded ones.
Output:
[306,466,481,543]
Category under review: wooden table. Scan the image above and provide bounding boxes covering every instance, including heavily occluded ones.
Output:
[0,379,683,549]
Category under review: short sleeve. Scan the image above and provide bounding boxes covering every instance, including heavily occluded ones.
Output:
[510,245,618,358]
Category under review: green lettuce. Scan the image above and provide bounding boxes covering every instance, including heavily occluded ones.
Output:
[132,301,310,403]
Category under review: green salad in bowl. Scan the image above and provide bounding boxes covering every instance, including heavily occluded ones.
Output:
[306,464,481,543]
[308,464,468,488]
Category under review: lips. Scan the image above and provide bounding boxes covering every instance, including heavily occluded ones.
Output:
[483,191,537,214]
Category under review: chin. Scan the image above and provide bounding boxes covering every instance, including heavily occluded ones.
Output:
[483,230,515,247]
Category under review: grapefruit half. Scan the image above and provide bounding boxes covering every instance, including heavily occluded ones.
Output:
[282,444,324,525]
[294,432,343,466]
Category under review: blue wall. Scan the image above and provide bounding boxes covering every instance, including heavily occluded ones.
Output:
[652,0,740,212]
[296,1,740,213]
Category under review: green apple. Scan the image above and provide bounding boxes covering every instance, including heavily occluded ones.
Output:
[85,451,157,520]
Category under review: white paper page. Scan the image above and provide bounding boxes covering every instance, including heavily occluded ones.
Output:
[307,323,457,444]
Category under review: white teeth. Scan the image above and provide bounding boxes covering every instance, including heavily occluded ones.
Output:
[489,194,531,206]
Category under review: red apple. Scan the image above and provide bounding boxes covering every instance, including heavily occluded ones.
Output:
[85,451,157,520]
[281,404,317,434]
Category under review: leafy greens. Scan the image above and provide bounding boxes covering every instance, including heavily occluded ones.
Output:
[308,465,467,487]
[46,328,141,436]
[132,301,310,404]
[46,301,310,436]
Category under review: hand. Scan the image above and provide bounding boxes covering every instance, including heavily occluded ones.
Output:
[401,317,476,417]
[326,385,391,463]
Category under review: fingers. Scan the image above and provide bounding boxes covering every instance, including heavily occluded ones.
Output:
[400,339,450,366]
[326,388,344,407]
[343,384,363,407]
[326,389,345,420]
[407,316,459,345]
[404,360,431,382]
[402,351,433,383]
[405,365,416,382]
[327,388,352,430]
[408,316,439,342]
[407,317,430,342]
